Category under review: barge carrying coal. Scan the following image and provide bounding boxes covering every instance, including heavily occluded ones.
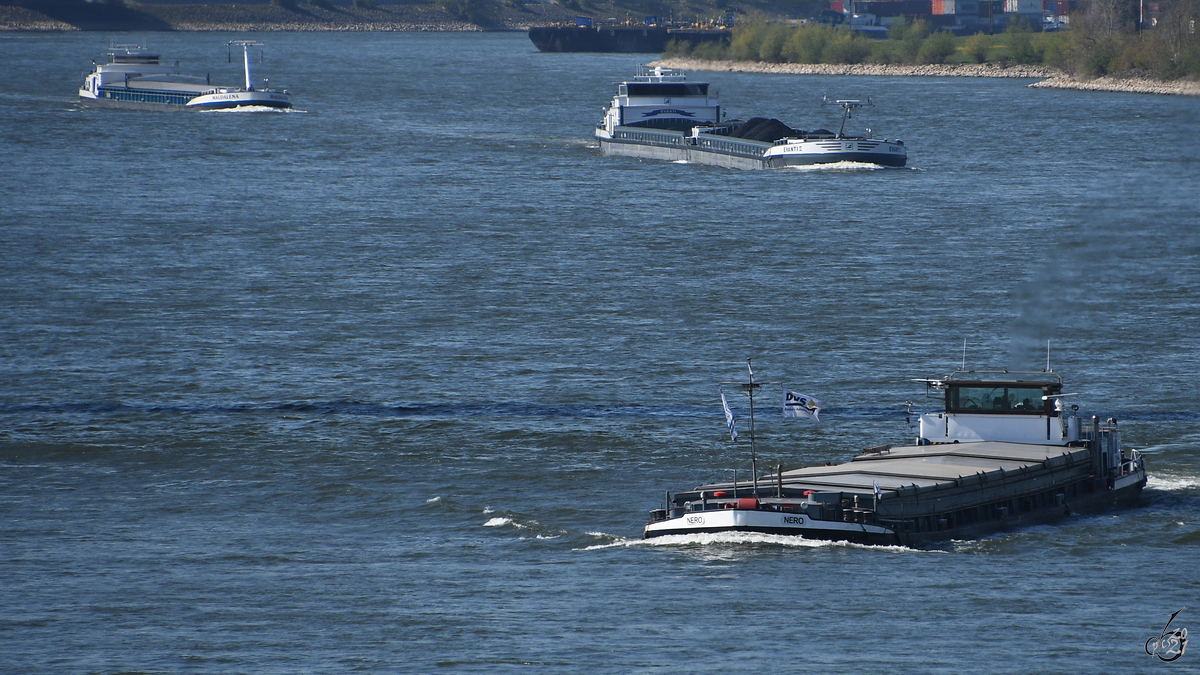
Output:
[643,362,1147,547]
[597,66,906,169]
[528,24,729,53]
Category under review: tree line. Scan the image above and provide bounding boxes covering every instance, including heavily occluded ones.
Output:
[666,0,1200,80]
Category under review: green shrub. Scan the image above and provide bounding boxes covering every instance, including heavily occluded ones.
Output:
[900,18,932,63]
[729,21,769,61]
[918,30,958,64]
[781,23,831,63]
[690,40,730,61]
[964,31,990,63]
[1005,19,1042,64]
[825,26,874,64]
[757,24,791,62]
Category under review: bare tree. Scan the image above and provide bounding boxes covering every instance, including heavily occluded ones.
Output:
[1086,0,1137,32]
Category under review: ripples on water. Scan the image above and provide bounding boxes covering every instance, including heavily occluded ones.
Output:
[1,31,1199,673]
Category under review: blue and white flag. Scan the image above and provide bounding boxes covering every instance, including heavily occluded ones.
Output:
[783,390,822,421]
[720,392,738,441]
[873,480,882,500]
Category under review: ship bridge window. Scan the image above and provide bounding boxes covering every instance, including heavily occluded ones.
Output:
[948,386,1048,413]
[626,83,708,97]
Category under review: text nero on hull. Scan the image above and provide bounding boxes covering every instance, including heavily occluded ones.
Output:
[643,365,1146,547]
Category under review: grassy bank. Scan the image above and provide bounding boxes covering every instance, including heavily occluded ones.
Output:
[666,13,1200,82]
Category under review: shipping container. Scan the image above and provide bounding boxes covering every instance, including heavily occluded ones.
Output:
[905,0,933,14]
[1005,0,1040,13]
[852,1,906,15]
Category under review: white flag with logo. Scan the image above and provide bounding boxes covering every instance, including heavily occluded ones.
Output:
[783,390,822,421]
[721,392,738,441]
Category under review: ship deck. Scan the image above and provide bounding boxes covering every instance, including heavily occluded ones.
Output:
[701,441,1090,497]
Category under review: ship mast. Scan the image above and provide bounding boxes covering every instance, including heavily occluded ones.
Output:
[228,40,263,91]
[721,358,781,498]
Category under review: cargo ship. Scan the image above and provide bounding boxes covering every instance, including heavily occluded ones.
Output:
[595,66,906,169]
[528,22,730,53]
[79,41,292,111]
[643,362,1147,547]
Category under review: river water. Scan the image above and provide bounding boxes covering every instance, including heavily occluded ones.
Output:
[1,30,1198,673]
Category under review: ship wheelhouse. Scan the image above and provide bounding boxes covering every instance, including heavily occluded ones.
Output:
[601,66,720,133]
[917,370,1078,446]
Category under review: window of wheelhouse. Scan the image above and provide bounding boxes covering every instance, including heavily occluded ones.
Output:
[947,385,1050,413]
[625,83,708,96]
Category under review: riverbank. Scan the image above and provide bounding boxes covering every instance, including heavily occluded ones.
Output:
[653,57,1200,96]
[0,2,576,32]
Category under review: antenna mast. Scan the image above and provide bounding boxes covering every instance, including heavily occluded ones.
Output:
[747,358,759,497]
[719,359,782,500]
[228,40,263,91]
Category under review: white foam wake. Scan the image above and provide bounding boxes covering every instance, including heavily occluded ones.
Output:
[201,105,301,114]
[576,530,923,553]
[1147,475,1200,491]
[783,160,894,172]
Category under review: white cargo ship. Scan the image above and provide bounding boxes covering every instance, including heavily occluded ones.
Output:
[595,66,906,169]
[79,41,292,111]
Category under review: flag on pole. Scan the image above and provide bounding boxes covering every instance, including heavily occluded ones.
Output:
[783,390,823,421]
[720,392,738,441]
[873,480,882,500]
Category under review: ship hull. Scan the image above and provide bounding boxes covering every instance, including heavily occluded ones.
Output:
[645,438,1147,547]
[529,26,729,53]
[80,86,291,111]
[598,127,906,170]
[645,476,1146,547]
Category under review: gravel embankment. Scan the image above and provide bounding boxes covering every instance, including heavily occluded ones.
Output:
[0,6,76,30]
[654,57,1200,96]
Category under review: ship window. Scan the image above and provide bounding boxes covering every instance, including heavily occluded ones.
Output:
[626,83,708,97]
[948,385,1046,413]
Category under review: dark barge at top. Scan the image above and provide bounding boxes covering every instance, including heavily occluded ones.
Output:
[528,23,730,53]
[644,366,1147,547]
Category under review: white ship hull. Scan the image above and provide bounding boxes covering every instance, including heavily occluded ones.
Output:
[643,506,896,542]
[79,43,292,112]
[79,86,291,111]
[187,90,292,110]
[597,126,906,170]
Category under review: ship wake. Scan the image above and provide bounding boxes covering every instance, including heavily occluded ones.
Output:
[577,531,925,553]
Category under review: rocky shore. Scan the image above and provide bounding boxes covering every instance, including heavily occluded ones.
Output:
[0,4,74,29]
[0,2,576,32]
[654,57,1200,96]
